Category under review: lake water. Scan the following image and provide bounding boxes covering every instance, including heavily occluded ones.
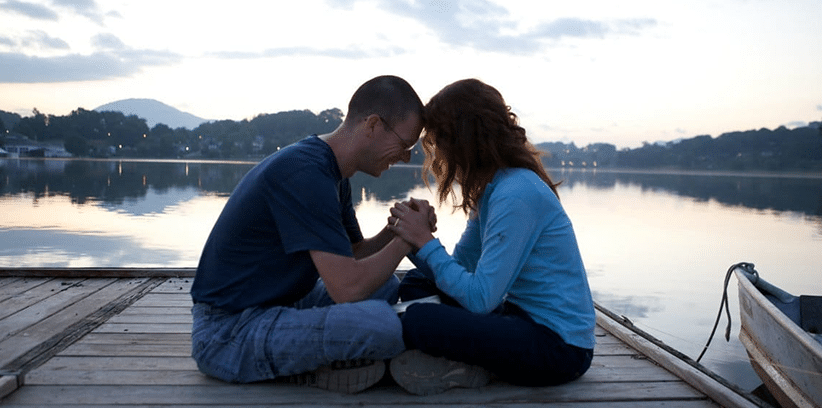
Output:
[2,157,821,391]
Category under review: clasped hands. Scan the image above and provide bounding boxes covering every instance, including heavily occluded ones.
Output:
[387,198,437,251]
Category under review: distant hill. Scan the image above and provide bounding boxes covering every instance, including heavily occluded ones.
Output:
[94,99,209,130]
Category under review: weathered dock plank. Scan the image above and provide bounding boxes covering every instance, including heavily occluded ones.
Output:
[0,268,196,278]
[0,276,166,399]
[24,354,683,386]
[1,274,766,407]
[0,278,62,315]
[71,332,191,345]
[0,278,151,367]
[0,278,117,343]
[3,381,714,406]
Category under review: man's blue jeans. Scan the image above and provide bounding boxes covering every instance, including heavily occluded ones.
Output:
[191,276,404,383]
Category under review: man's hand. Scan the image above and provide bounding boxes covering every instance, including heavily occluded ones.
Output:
[388,198,436,251]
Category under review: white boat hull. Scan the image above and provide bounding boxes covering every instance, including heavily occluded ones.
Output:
[736,268,822,408]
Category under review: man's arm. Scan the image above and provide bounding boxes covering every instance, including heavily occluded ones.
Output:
[351,225,394,260]
[352,199,436,259]
[310,236,411,304]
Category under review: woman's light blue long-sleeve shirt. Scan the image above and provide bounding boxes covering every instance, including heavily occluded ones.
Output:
[415,168,596,350]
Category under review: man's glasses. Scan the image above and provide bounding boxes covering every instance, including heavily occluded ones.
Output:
[380,117,415,151]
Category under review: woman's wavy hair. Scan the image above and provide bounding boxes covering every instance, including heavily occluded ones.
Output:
[422,79,559,214]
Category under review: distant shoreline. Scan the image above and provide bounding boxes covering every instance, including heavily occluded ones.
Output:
[3,156,821,179]
[546,166,822,179]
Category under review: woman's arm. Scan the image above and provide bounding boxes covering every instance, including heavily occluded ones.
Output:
[419,193,542,314]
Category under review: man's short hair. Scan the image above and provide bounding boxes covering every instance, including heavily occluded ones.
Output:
[347,75,424,128]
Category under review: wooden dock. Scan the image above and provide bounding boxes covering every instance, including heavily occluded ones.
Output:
[0,269,768,407]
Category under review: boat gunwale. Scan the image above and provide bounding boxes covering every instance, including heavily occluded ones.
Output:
[735,267,822,407]
[735,268,822,361]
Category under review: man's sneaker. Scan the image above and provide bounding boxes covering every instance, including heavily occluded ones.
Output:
[389,349,491,395]
[285,359,386,394]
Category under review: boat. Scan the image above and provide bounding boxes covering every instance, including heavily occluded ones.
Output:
[733,263,822,408]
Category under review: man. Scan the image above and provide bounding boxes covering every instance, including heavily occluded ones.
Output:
[190,75,425,393]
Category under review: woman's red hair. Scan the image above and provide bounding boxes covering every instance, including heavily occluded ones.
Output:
[423,79,559,214]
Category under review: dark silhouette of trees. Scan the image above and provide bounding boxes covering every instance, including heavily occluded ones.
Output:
[0,110,21,133]
[0,106,346,160]
[2,104,819,173]
[538,123,821,172]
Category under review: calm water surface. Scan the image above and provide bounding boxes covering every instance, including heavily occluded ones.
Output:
[2,158,821,391]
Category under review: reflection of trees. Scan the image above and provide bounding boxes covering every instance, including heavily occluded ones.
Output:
[556,169,822,219]
[0,159,426,207]
[3,160,820,224]
[350,166,428,203]
[0,159,254,205]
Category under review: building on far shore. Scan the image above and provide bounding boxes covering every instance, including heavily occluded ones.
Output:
[0,137,72,158]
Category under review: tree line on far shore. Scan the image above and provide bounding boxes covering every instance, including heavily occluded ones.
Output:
[1,108,820,172]
[0,107,344,160]
[538,123,822,172]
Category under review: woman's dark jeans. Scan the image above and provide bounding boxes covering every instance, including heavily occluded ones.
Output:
[399,267,594,386]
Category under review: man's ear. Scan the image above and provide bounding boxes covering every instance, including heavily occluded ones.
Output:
[364,114,381,137]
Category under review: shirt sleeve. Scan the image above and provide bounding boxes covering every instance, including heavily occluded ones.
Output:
[451,215,482,272]
[417,193,542,314]
[267,167,355,257]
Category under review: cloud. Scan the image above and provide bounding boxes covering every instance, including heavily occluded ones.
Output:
[0,0,58,20]
[21,30,70,50]
[365,0,657,55]
[208,45,402,60]
[52,0,106,24]
[0,49,181,83]
[377,0,536,53]
[0,24,179,83]
[205,1,660,61]
[817,104,822,111]
[529,18,656,40]
[91,33,126,50]
[784,121,807,129]
[531,18,608,39]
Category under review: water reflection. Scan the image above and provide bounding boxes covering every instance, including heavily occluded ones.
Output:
[554,168,822,220]
[0,228,180,267]
[3,160,820,221]
[590,290,663,319]
[0,159,255,205]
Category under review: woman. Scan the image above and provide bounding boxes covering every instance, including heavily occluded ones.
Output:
[387,79,595,396]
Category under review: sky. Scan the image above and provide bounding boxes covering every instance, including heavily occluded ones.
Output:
[1,0,821,148]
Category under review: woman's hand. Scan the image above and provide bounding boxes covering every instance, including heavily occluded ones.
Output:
[410,198,437,233]
[388,198,436,251]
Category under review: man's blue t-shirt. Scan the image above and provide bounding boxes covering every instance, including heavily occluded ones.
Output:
[190,136,364,312]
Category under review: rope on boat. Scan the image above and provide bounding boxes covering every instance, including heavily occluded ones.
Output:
[696,262,758,363]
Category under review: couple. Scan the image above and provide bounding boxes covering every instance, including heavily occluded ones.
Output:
[189,75,596,395]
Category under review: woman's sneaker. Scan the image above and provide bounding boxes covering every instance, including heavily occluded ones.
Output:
[285,359,385,394]
[389,350,491,395]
